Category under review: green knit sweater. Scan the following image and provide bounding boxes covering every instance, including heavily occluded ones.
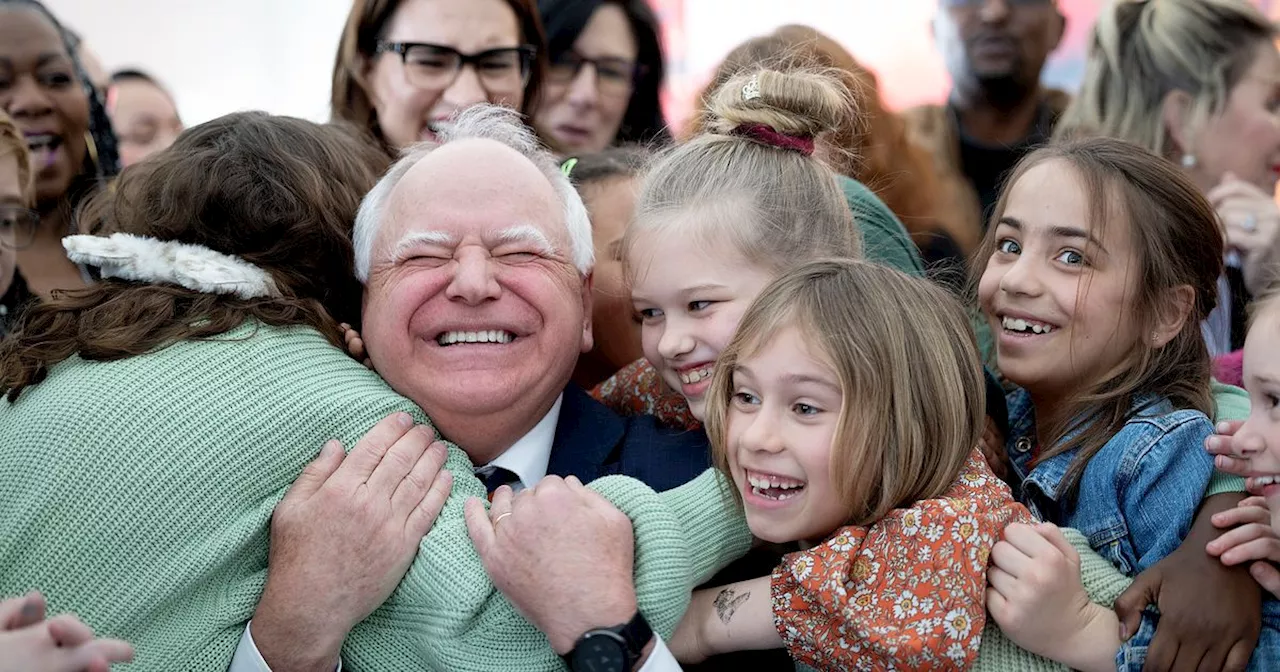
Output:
[0,323,751,671]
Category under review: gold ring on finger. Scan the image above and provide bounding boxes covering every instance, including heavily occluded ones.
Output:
[493,511,513,528]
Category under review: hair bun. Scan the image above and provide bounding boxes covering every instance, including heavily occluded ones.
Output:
[704,68,853,146]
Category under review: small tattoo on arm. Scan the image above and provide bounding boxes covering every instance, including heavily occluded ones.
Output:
[713,588,750,624]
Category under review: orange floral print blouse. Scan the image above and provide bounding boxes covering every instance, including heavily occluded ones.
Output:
[594,358,1030,670]
[775,450,1033,671]
[591,358,699,429]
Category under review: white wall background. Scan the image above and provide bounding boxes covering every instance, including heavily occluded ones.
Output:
[45,0,357,125]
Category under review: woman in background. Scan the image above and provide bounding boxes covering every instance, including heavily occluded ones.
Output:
[107,69,183,167]
[0,0,119,299]
[534,0,669,155]
[685,24,971,281]
[1057,0,1280,356]
[330,0,547,154]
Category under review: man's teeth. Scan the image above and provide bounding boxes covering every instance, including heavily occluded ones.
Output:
[436,330,514,345]
[679,367,712,385]
[1001,316,1054,334]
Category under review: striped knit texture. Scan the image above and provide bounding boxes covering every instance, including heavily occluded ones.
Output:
[0,323,751,671]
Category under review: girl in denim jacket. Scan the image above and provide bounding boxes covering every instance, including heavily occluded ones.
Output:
[975,137,1278,670]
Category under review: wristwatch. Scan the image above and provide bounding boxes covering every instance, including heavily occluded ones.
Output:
[563,611,653,672]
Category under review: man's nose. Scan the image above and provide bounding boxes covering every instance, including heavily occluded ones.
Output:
[445,248,501,305]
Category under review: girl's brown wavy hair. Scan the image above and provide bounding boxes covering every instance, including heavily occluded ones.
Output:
[972,136,1222,498]
[0,112,390,401]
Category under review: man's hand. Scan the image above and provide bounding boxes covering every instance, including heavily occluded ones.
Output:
[1209,496,1280,598]
[252,413,453,672]
[987,523,1119,671]
[0,592,135,672]
[1114,493,1261,672]
[464,476,640,656]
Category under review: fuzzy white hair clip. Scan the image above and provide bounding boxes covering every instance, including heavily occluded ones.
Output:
[62,233,280,300]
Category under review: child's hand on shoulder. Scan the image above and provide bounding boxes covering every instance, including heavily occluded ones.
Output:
[1209,496,1280,598]
[340,323,374,370]
[986,523,1119,672]
[1205,420,1267,485]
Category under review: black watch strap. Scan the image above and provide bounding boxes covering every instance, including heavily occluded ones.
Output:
[564,610,653,672]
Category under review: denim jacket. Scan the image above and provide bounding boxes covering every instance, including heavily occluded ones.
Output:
[1005,389,1218,669]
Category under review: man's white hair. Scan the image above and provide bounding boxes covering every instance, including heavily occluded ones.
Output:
[353,105,594,283]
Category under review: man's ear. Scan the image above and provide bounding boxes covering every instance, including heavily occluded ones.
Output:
[580,271,595,354]
[1152,284,1195,348]
[1161,90,1197,158]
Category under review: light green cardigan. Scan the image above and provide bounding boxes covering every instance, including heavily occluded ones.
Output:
[0,322,1246,671]
[0,323,751,671]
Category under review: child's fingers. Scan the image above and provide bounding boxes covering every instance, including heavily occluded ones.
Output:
[1214,454,1253,477]
[1240,496,1268,509]
[1213,419,1246,438]
[986,566,1018,599]
[1210,503,1271,530]
[1250,561,1280,599]
[1207,522,1275,558]
[1217,530,1280,566]
[1033,522,1079,563]
[985,587,1011,626]
[990,538,1032,577]
[1001,522,1060,559]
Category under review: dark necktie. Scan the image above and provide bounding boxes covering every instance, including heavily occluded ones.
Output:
[477,465,519,498]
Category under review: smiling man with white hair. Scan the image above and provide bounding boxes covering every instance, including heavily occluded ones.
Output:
[233,106,741,672]
[356,104,708,492]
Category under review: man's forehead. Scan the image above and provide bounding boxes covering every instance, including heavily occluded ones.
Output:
[390,139,557,210]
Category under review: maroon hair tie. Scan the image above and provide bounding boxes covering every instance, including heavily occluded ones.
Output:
[730,123,815,156]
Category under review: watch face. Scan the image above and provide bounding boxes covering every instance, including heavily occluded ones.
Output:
[570,633,627,672]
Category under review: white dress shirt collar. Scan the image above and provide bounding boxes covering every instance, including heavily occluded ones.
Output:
[481,393,563,491]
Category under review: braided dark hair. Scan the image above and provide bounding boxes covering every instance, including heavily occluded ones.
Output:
[2,0,120,223]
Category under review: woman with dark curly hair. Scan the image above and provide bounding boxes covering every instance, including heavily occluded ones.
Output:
[0,0,119,299]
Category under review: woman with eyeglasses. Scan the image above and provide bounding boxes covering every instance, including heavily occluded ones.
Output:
[331,0,547,154]
[0,0,120,301]
[535,0,669,155]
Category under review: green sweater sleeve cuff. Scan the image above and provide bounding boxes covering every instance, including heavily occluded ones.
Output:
[589,469,752,639]
[972,528,1130,672]
[1207,470,1247,496]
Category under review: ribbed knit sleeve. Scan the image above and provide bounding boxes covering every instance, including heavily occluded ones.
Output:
[972,528,1133,672]
[342,466,751,671]
[0,324,426,671]
[0,323,750,671]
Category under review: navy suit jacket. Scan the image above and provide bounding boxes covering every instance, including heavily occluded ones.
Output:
[544,384,712,492]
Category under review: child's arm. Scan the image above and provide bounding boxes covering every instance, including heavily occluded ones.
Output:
[668,576,779,663]
[1209,496,1280,597]
[987,522,1121,672]
[1113,408,1263,672]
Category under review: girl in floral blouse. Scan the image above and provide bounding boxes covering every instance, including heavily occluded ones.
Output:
[669,258,1034,670]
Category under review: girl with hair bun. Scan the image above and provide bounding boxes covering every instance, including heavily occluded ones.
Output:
[595,67,865,427]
